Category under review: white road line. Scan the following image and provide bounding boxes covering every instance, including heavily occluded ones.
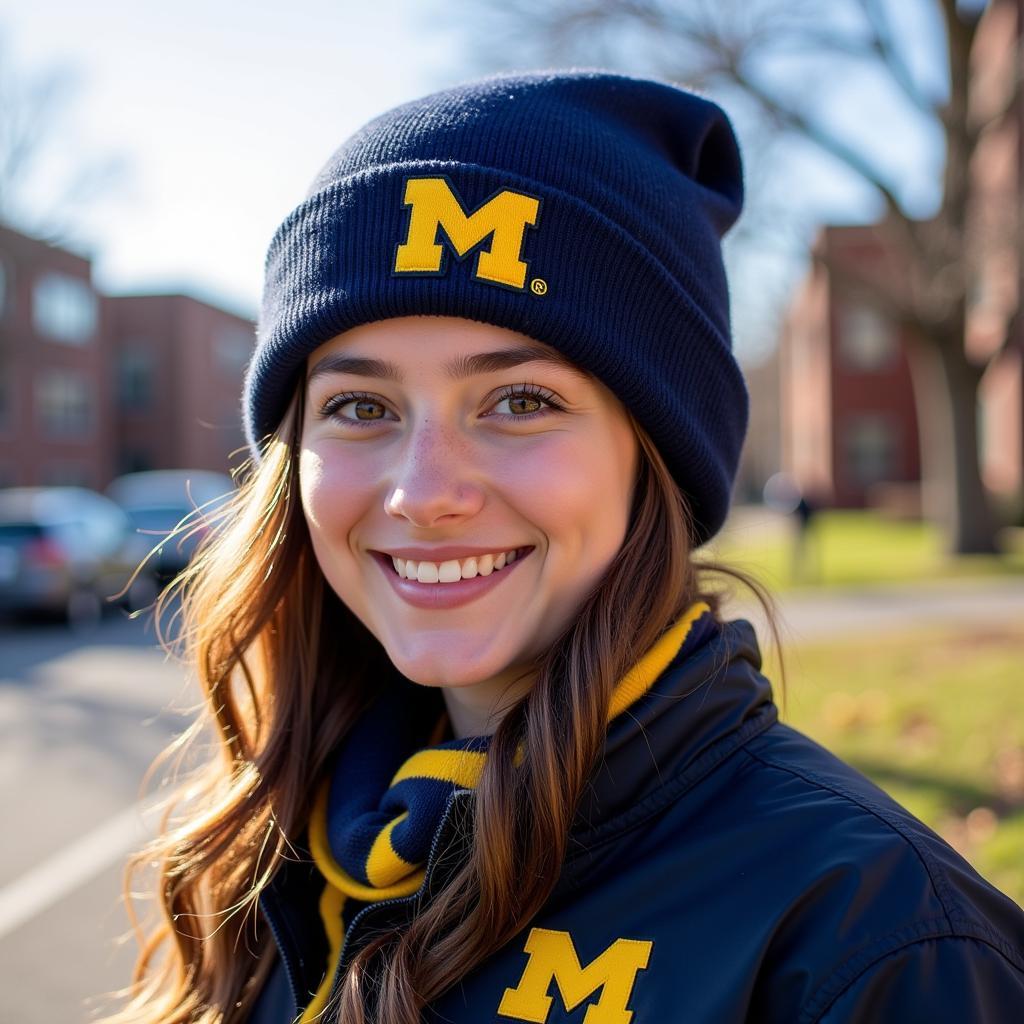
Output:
[0,796,164,939]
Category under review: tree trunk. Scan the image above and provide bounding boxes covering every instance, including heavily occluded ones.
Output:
[905,323,999,555]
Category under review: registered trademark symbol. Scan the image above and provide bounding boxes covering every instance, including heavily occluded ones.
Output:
[530,278,548,296]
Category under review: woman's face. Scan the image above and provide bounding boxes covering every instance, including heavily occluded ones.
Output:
[299,316,639,732]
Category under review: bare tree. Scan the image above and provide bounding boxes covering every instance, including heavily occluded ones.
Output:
[445,0,1021,554]
[0,33,129,246]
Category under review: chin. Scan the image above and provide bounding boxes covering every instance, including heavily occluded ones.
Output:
[385,653,501,690]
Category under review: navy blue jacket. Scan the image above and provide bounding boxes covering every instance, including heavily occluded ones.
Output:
[250,619,1024,1022]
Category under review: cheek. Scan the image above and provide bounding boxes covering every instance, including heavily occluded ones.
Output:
[298,446,373,543]
[509,430,631,534]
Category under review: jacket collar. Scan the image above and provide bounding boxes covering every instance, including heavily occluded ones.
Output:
[412,617,777,905]
[568,616,775,849]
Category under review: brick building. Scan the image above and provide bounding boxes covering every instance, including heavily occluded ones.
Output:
[779,0,1022,510]
[103,293,253,476]
[0,224,111,488]
[780,224,924,508]
[0,223,255,489]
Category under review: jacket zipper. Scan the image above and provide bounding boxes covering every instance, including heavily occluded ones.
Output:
[258,886,303,1019]
[319,788,473,1016]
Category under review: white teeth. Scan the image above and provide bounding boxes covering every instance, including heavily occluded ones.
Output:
[390,548,524,583]
[417,561,440,583]
[437,560,462,583]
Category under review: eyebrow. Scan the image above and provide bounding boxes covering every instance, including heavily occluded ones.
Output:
[306,345,591,387]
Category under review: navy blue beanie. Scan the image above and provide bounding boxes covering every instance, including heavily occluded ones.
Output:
[243,69,747,543]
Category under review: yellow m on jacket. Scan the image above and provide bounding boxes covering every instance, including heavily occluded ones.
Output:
[498,927,653,1024]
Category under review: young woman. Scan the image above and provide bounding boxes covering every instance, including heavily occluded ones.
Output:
[104,71,1024,1024]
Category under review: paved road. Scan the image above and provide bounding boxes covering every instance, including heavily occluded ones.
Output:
[724,576,1024,646]
[0,605,190,1023]
[1,575,1022,1021]
[714,504,1024,643]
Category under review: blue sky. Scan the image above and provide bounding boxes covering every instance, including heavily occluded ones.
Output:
[0,0,462,316]
[0,0,947,362]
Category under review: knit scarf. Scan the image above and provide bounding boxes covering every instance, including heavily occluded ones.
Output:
[300,601,717,1021]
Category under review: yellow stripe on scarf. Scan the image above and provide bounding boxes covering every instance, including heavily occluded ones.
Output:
[607,600,710,719]
[309,787,427,903]
[390,747,488,788]
[299,600,710,1022]
[298,884,346,1022]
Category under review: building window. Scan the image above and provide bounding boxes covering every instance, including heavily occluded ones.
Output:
[35,369,93,438]
[117,347,154,411]
[844,414,898,486]
[32,272,98,344]
[838,300,898,372]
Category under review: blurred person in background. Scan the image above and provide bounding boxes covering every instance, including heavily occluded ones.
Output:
[98,72,1024,1024]
[764,471,821,583]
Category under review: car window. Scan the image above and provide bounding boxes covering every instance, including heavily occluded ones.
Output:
[88,511,129,554]
[124,507,193,533]
[0,523,45,542]
[49,519,91,555]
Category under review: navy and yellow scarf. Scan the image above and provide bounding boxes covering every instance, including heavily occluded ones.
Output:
[300,601,717,1021]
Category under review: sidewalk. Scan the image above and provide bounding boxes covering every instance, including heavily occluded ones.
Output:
[722,576,1024,645]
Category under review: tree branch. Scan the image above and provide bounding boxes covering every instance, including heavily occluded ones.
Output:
[856,0,942,115]
[717,60,929,273]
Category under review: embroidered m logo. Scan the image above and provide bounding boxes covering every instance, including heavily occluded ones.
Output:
[498,927,653,1024]
[393,176,541,291]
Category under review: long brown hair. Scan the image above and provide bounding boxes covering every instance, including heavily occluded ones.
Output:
[94,378,782,1024]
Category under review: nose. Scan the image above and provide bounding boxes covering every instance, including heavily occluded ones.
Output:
[383,419,485,527]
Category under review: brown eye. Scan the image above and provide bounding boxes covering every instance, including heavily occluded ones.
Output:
[318,392,392,426]
[350,398,385,421]
[500,394,542,415]
[491,384,565,422]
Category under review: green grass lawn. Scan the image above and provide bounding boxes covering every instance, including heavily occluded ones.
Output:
[703,509,1024,590]
[767,623,1024,906]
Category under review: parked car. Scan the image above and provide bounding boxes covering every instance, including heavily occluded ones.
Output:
[0,486,157,625]
[105,470,235,583]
